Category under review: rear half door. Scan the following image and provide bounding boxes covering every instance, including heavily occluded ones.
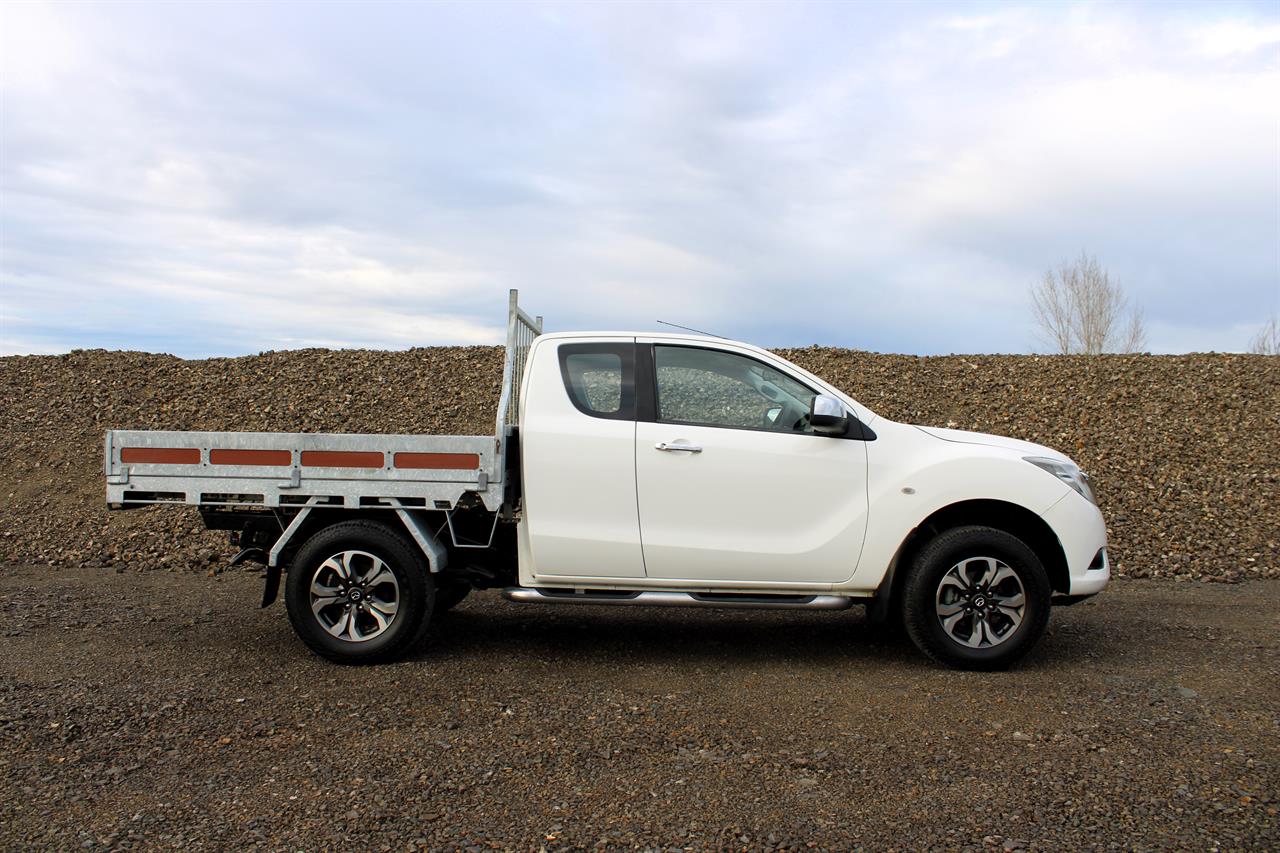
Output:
[519,337,645,579]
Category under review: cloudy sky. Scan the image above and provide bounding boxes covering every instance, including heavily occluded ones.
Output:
[1,1,1277,357]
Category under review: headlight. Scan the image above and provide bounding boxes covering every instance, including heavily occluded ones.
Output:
[1024,456,1095,504]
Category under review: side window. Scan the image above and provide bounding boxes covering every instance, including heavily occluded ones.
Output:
[654,345,816,433]
[558,342,635,420]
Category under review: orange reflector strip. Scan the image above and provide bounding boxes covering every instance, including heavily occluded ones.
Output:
[121,447,201,465]
[300,450,384,468]
[394,452,481,470]
[210,449,292,466]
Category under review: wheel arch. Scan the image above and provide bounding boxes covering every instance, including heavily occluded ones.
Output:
[875,498,1070,615]
[280,507,449,572]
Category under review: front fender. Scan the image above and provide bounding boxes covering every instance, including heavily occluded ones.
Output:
[844,421,1073,591]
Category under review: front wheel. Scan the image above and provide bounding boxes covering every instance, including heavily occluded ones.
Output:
[901,526,1051,670]
[284,520,434,664]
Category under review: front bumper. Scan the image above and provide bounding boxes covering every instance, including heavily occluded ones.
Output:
[1040,492,1110,596]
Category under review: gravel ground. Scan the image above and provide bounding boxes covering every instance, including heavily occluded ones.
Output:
[1,348,1276,581]
[1,566,1276,851]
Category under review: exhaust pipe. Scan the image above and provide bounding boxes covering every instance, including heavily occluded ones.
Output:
[502,587,855,611]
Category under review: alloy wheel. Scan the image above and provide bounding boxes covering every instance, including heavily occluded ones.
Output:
[308,550,400,643]
[934,556,1026,649]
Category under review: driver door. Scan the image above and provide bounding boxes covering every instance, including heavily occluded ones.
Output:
[634,342,869,585]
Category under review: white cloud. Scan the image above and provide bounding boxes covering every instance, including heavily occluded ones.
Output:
[896,69,1279,226]
[938,10,1037,60]
[1185,19,1280,58]
[0,2,87,92]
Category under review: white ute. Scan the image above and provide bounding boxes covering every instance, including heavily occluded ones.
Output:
[104,291,1109,669]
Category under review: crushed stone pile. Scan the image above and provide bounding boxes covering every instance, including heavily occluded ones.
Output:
[1,347,1275,581]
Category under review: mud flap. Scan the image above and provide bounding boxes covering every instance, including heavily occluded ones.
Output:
[261,563,282,608]
[228,547,277,608]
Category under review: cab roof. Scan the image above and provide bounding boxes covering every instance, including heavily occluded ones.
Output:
[535,330,757,348]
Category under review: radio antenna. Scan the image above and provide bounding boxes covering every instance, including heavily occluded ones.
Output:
[656,320,727,339]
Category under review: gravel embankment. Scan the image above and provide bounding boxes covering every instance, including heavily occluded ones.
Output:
[1,348,1276,580]
[1,567,1276,850]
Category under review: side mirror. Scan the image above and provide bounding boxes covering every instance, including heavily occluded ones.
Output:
[810,394,848,436]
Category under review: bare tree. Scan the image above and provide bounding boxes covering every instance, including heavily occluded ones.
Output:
[1249,315,1279,355]
[1031,252,1147,354]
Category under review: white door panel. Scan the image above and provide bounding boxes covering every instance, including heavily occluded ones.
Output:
[520,338,645,579]
[636,421,868,583]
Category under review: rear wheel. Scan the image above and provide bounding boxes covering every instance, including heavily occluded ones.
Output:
[284,521,434,664]
[901,526,1051,670]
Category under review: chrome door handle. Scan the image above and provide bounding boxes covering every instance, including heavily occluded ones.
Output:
[655,442,702,453]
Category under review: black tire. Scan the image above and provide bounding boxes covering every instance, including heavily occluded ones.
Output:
[433,580,471,615]
[284,520,434,664]
[901,525,1051,671]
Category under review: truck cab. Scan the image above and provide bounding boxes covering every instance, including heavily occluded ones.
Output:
[518,333,874,589]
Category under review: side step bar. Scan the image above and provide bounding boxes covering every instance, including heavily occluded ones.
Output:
[502,587,855,611]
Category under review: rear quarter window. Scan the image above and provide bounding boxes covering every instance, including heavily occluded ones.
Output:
[557,343,635,420]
